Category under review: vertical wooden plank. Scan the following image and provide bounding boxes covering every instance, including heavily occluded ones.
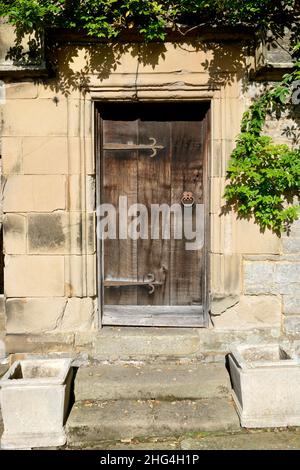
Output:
[137,113,171,306]
[102,111,138,305]
[170,113,205,306]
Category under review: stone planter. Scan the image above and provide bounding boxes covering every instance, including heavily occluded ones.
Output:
[228,344,300,428]
[0,358,72,449]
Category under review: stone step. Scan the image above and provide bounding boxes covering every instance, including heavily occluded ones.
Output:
[66,398,240,446]
[75,363,230,401]
[88,326,281,363]
[92,327,202,362]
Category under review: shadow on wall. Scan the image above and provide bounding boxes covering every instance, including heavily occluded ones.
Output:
[3,29,299,238]
[280,105,300,147]
[33,32,253,97]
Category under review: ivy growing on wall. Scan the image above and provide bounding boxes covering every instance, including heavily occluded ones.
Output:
[224,67,300,234]
[0,0,299,233]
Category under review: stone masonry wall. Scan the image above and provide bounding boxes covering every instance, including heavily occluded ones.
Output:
[234,82,300,339]
[1,80,97,345]
[0,35,298,357]
[212,81,299,337]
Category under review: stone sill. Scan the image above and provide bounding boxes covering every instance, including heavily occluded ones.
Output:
[253,30,294,80]
[252,64,295,81]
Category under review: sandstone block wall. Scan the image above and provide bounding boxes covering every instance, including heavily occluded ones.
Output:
[0,78,97,343]
[0,34,298,356]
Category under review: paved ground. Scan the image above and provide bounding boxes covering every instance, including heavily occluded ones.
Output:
[66,429,300,450]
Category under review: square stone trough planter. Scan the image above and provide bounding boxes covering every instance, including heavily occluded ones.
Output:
[0,358,72,449]
[228,344,300,428]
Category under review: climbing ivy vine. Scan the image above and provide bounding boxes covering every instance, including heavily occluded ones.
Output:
[224,66,300,234]
[0,0,299,233]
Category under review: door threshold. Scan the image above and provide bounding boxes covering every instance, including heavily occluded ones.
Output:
[102,305,206,327]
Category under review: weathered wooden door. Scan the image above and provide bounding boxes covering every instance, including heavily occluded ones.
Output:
[97,102,210,327]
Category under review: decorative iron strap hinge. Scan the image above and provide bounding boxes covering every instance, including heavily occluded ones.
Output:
[103,137,164,158]
[104,268,167,294]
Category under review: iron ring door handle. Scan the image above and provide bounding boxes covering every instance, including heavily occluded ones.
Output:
[181,191,195,207]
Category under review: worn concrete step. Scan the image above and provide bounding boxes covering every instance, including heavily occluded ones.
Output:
[66,398,240,446]
[75,363,230,401]
[89,326,281,363]
[92,327,202,361]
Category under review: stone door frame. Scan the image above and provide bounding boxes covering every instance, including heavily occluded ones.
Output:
[76,76,241,328]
